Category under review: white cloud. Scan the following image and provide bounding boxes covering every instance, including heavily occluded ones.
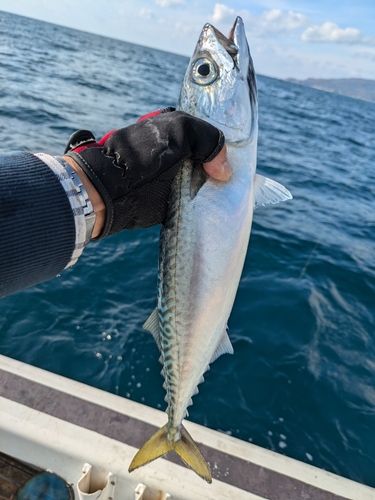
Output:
[302,22,362,43]
[212,3,238,24]
[207,4,375,79]
[139,8,154,19]
[260,9,308,33]
[212,4,307,36]
[154,0,184,7]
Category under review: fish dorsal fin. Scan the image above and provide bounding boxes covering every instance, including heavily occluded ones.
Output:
[210,328,234,364]
[254,174,292,209]
[143,308,161,351]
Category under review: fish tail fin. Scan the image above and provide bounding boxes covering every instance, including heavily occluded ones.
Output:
[174,424,212,483]
[128,423,212,484]
[128,423,171,472]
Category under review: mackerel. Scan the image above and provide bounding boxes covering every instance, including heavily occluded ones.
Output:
[129,17,292,483]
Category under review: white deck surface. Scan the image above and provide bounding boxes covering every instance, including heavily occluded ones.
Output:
[1,354,374,500]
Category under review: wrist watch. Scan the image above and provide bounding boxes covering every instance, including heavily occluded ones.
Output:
[63,162,97,245]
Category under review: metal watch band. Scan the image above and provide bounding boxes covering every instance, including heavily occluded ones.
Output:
[63,163,96,245]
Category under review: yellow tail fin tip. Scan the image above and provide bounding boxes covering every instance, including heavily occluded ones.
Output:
[128,423,171,472]
[174,425,212,483]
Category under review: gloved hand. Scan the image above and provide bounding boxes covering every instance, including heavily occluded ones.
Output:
[64,109,228,239]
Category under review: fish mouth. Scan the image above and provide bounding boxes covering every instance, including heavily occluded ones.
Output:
[204,17,247,62]
[203,17,258,134]
[209,23,238,60]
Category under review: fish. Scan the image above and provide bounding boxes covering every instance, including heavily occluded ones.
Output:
[128,17,292,483]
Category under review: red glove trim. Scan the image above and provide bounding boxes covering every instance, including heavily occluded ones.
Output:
[137,110,163,122]
[70,111,164,154]
[97,130,117,146]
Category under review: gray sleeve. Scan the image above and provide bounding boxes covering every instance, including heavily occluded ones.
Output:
[0,152,76,298]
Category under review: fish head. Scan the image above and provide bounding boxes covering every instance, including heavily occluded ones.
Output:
[178,17,257,144]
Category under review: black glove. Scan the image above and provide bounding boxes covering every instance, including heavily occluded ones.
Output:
[64,109,224,238]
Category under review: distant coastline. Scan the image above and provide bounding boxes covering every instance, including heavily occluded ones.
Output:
[286,78,375,104]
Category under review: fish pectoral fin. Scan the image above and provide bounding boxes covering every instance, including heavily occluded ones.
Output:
[210,328,234,363]
[129,423,212,484]
[174,425,212,483]
[143,308,161,351]
[128,423,171,471]
[254,174,292,209]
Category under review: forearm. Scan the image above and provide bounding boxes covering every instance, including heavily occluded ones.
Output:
[0,152,97,298]
[0,152,73,297]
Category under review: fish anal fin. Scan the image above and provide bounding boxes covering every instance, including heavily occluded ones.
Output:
[143,308,161,351]
[128,423,171,472]
[174,425,212,483]
[254,174,292,209]
[210,328,234,364]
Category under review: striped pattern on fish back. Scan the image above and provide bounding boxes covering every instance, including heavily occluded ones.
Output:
[157,160,195,426]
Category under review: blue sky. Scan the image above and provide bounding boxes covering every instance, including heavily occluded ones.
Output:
[2,0,375,80]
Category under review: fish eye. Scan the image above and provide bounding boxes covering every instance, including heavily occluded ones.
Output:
[198,63,210,76]
[192,58,218,85]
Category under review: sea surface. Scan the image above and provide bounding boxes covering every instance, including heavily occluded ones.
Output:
[1,11,375,488]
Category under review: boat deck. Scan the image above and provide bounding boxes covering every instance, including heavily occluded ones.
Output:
[0,355,374,500]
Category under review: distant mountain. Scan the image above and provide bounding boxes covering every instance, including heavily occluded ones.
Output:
[286,78,375,103]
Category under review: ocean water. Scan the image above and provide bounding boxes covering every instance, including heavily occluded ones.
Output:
[1,10,375,488]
